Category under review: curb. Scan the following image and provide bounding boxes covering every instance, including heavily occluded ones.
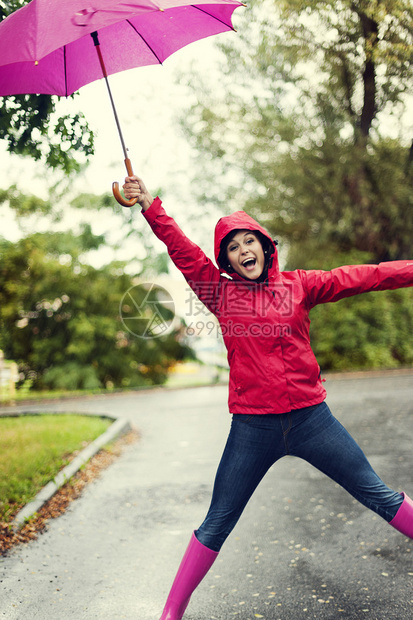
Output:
[12,415,131,529]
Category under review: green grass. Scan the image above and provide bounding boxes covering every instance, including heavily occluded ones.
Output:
[0,414,112,522]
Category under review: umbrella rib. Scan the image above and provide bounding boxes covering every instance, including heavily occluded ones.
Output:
[126,19,163,65]
[192,5,237,31]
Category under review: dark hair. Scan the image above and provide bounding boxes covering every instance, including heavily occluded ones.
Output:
[217,229,276,272]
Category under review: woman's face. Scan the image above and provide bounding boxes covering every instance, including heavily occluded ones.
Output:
[226,230,265,280]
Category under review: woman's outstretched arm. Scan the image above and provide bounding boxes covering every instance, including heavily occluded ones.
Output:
[301,261,413,308]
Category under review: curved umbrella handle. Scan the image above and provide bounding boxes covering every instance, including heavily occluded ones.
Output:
[112,157,138,208]
[112,181,138,208]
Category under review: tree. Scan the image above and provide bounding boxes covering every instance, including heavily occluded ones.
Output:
[178,0,413,371]
[181,0,413,264]
[70,191,171,276]
[0,184,53,217]
[0,229,192,391]
[0,2,94,175]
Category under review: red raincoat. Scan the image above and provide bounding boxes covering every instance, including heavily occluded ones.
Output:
[143,198,413,414]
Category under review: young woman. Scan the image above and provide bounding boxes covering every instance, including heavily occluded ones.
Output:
[123,176,413,620]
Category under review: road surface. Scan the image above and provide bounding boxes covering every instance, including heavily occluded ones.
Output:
[0,373,412,619]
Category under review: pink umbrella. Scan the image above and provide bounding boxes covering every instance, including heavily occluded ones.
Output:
[0,0,243,206]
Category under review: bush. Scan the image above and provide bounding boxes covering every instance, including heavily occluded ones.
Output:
[310,287,413,371]
[43,362,101,391]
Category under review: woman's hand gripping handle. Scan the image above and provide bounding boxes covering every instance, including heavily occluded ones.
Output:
[122,175,154,212]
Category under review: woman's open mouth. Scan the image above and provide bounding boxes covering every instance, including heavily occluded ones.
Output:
[242,258,257,271]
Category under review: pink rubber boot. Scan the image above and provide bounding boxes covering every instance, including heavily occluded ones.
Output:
[389,493,413,539]
[159,532,219,620]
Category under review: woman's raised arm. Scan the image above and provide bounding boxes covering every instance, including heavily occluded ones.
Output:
[123,176,222,314]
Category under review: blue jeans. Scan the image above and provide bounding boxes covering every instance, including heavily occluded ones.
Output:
[196,402,403,552]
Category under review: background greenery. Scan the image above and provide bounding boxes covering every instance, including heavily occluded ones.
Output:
[0,223,192,391]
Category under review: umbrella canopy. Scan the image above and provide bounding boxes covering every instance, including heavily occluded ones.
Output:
[0,0,243,206]
[0,0,243,96]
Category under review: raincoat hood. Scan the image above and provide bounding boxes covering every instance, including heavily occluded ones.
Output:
[214,210,278,279]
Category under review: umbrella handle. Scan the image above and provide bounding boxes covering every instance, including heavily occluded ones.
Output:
[112,158,138,208]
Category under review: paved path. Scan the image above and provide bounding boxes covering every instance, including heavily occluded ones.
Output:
[0,375,412,620]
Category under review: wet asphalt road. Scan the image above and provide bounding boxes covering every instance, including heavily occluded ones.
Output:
[0,373,412,620]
